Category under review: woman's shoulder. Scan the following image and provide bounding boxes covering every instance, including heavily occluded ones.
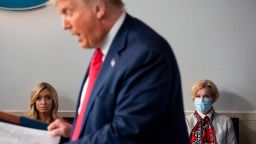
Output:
[185,113,195,119]
[214,113,231,120]
[213,112,233,124]
[185,113,197,125]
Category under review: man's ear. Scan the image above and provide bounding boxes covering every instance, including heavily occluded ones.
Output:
[94,0,106,19]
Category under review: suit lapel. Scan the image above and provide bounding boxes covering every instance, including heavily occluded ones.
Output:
[81,14,135,131]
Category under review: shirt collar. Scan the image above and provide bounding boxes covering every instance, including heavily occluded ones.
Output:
[197,108,214,119]
[100,12,126,61]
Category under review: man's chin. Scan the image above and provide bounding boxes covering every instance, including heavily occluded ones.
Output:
[79,43,88,49]
[79,41,96,49]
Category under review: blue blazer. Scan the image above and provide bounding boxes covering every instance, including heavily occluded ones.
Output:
[70,13,189,144]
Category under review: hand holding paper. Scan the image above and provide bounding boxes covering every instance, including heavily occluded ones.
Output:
[0,121,60,144]
[0,111,60,144]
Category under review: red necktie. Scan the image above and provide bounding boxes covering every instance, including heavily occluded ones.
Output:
[71,48,103,141]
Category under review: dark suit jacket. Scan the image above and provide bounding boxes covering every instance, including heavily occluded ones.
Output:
[70,13,189,144]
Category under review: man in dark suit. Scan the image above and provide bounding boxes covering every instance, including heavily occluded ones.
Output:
[48,0,189,143]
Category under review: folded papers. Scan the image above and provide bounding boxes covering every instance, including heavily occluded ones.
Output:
[0,121,60,144]
[0,111,60,144]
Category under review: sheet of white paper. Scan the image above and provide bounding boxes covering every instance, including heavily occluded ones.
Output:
[0,121,60,144]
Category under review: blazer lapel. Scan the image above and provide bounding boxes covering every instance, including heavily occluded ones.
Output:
[80,13,135,131]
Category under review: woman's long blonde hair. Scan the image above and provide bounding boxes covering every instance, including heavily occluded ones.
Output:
[26,82,59,122]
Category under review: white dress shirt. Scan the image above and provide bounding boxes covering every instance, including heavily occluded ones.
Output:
[78,12,126,113]
[185,110,237,144]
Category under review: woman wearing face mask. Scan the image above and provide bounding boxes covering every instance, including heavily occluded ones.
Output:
[185,79,237,144]
[26,82,59,124]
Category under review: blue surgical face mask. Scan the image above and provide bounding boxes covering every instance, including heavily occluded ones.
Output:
[194,97,213,114]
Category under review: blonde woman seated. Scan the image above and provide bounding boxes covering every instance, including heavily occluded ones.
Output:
[26,82,59,124]
[186,79,237,144]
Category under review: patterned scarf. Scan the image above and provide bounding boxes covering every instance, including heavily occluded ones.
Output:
[190,111,217,144]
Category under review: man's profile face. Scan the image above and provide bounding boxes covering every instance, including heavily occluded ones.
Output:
[56,0,103,48]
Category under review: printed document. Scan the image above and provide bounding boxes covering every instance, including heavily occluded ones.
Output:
[0,121,60,144]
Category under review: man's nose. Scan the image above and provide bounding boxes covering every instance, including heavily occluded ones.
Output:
[62,16,71,30]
